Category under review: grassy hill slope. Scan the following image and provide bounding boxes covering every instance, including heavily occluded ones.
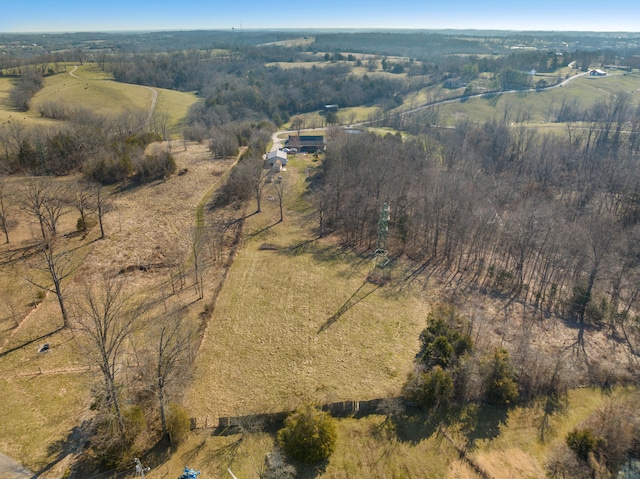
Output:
[2,63,199,136]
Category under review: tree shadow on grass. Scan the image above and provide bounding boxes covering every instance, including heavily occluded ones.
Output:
[392,410,441,445]
[318,280,380,333]
[32,417,94,479]
[289,459,329,479]
[461,403,510,448]
[389,402,510,449]
[0,325,64,358]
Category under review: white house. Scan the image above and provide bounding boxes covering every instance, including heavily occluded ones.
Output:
[266,149,288,166]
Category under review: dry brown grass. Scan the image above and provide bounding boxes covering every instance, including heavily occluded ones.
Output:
[184,157,431,421]
[0,141,237,472]
[1,137,637,478]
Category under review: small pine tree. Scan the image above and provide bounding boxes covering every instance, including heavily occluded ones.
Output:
[403,366,454,412]
[484,348,519,405]
[277,405,337,464]
[566,428,600,461]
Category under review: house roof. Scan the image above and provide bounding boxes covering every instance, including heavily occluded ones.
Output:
[266,149,288,164]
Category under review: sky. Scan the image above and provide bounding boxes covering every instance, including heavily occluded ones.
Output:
[2,0,640,33]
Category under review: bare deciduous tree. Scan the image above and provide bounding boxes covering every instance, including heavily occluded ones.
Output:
[191,226,205,300]
[22,178,68,241]
[152,309,195,442]
[74,275,137,437]
[69,180,93,232]
[24,236,75,328]
[0,177,13,243]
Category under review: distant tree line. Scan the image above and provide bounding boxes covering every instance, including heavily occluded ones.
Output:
[98,48,406,128]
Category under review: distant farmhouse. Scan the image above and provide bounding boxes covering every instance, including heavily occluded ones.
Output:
[443,78,467,89]
[590,69,607,76]
[286,135,325,153]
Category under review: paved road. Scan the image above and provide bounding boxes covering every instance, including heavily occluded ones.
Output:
[0,452,32,479]
[397,71,591,118]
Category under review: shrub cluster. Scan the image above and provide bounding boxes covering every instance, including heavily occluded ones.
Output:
[277,405,337,464]
[404,303,519,412]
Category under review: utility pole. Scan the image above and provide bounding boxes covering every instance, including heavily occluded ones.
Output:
[134,458,150,478]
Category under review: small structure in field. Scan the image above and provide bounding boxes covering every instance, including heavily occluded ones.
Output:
[590,69,607,76]
[266,149,288,168]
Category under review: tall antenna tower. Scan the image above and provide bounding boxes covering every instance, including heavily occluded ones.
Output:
[373,202,390,274]
[376,201,390,254]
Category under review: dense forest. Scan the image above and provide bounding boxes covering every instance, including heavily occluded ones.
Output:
[317,98,640,336]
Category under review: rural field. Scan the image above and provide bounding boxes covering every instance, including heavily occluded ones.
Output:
[1,63,199,135]
[0,141,237,476]
[2,28,640,479]
[0,133,627,478]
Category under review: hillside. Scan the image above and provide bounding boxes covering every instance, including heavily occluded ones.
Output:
[1,29,640,479]
[1,63,199,136]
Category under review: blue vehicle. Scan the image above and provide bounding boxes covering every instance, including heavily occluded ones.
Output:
[178,467,200,479]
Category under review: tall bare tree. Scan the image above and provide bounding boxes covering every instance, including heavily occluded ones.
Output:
[24,235,75,328]
[190,226,205,300]
[68,180,93,232]
[22,178,68,241]
[0,177,13,243]
[74,276,137,437]
[152,309,194,442]
[92,181,109,239]
[273,176,286,223]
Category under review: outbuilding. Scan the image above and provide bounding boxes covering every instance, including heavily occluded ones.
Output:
[266,149,288,166]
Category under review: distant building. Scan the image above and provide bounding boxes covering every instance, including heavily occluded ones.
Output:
[286,135,325,153]
[266,149,288,166]
[324,104,339,112]
[590,69,607,76]
[443,78,467,89]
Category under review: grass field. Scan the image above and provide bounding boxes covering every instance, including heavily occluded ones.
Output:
[0,141,635,478]
[431,71,640,126]
[0,77,57,127]
[2,58,640,477]
[184,155,431,420]
[1,63,199,136]
[0,142,237,474]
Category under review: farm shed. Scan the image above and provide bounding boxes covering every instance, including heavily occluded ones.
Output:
[266,149,288,166]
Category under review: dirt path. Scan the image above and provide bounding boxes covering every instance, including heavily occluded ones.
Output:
[67,65,157,124]
[68,65,80,79]
[142,85,158,128]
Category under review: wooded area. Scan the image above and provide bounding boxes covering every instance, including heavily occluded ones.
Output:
[2,28,640,478]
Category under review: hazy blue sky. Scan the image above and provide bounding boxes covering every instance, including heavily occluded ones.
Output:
[3,0,639,33]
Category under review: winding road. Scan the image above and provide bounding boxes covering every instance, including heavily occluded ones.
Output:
[270,71,594,145]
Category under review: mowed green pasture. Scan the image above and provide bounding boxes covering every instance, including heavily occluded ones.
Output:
[433,71,640,126]
[0,77,56,127]
[21,64,199,136]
